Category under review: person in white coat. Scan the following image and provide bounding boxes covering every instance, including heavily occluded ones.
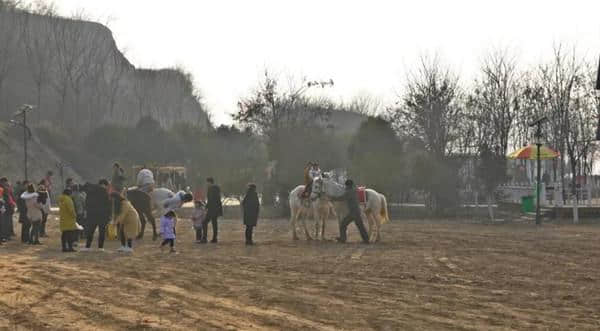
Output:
[136,168,155,193]
[21,184,43,244]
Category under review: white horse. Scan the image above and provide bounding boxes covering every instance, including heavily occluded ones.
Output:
[311,176,390,242]
[289,185,337,240]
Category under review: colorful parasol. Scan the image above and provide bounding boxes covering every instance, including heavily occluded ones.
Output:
[507,144,560,160]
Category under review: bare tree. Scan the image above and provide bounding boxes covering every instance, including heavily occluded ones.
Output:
[347,92,383,116]
[391,54,464,159]
[50,18,80,126]
[21,12,57,123]
[470,48,522,155]
[233,70,334,205]
[537,45,590,222]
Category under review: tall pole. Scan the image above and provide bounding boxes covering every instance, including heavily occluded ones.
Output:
[536,129,542,225]
[23,110,28,181]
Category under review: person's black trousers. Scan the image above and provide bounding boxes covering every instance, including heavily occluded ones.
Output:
[161,239,174,247]
[245,225,254,244]
[339,214,369,243]
[0,213,7,240]
[40,211,48,237]
[29,221,41,243]
[0,212,14,240]
[21,221,31,243]
[202,215,219,242]
[61,231,75,251]
[85,219,107,249]
[9,212,15,237]
[195,227,203,241]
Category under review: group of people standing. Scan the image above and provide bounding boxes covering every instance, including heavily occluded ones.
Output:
[183,177,260,249]
[0,172,54,245]
[1,160,369,252]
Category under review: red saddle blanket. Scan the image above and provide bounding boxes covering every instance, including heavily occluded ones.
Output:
[357,187,367,203]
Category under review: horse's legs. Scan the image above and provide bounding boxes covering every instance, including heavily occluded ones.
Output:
[314,205,322,240]
[291,208,299,241]
[321,208,328,240]
[147,214,157,241]
[314,209,319,239]
[137,212,146,239]
[367,210,377,242]
[374,217,381,243]
[370,214,378,243]
[363,209,373,242]
[300,208,312,240]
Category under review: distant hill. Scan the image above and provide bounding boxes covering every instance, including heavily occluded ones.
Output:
[0,7,210,133]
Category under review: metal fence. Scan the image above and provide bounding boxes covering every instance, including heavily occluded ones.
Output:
[497,182,599,207]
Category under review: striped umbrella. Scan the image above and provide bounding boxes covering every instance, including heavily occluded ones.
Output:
[507,144,560,160]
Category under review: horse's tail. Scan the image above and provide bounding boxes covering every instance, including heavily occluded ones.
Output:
[380,194,390,224]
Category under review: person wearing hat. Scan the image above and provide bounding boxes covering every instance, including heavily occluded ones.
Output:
[331,179,369,244]
[241,183,260,245]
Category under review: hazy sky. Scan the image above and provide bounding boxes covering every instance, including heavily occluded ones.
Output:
[40,0,600,124]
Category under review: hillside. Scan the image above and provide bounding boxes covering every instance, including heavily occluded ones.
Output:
[0,7,210,133]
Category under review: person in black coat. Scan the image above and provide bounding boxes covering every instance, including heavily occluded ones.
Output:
[201,177,223,243]
[82,179,111,251]
[331,179,369,244]
[242,183,260,245]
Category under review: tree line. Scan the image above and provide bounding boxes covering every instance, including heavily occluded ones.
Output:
[233,49,599,215]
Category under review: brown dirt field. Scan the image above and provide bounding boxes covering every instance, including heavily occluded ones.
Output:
[1,216,600,330]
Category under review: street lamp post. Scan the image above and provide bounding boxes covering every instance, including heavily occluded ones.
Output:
[529,116,547,225]
[11,105,35,181]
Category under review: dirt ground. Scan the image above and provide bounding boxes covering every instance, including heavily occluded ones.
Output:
[1,216,600,331]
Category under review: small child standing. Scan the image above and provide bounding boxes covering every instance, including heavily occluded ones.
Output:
[160,210,177,253]
[191,200,206,243]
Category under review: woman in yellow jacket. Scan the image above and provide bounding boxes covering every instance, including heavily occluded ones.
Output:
[111,192,141,253]
[59,188,78,252]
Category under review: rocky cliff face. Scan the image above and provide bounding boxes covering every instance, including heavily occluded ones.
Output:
[0,8,209,132]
